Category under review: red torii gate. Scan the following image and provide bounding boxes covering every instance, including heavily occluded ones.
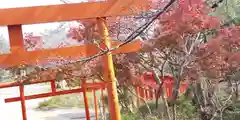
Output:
[0,0,150,120]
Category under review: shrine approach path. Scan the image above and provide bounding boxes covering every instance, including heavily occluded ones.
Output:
[0,84,96,120]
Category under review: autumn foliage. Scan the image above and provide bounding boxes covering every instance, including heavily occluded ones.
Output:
[23,32,43,50]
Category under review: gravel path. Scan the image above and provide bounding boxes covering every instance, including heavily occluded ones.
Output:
[0,84,97,120]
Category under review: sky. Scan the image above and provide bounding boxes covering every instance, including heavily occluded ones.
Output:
[0,0,89,41]
[0,0,63,8]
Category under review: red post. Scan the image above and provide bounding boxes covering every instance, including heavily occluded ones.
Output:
[154,89,157,99]
[101,88,106,120]
[168,85,173,99]
[154,88,156,99]
[19,83,27,120]
[135,86,140,108]
[82,78,90,120]
[139,87,142,98]
[153,88,156,99]
[145,88,149,100]
[51,80,56,93]
[149,88,153,100]
[152,88,155,100]
[143,88,146,100]
[180,82,187,93]
[165,82,173,99]
[140,87,145,99]
[93,90,98,120]
[152,88,155,99]
[93,80,98,120]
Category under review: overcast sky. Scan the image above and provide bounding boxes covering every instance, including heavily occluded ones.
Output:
[0,0,62,37]
[0,0,91,41]
[0,0,64,8]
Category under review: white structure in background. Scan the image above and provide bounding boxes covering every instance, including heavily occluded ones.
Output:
[0,69,11,82]
[59,79,68,90]
[0,35,10,54]
[20,69,27,77]
[56,71,68,90]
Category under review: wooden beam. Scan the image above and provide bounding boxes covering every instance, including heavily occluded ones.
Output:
[0,40,141,66]
[0,0,148,26]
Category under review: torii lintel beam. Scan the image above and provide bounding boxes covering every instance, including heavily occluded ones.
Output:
[0,0,149,26]
[0,40,142,66]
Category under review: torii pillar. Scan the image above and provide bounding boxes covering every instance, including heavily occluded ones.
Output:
[97,18,121,119]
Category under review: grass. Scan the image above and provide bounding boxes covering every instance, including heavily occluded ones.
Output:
[0,78,15,83]
[37,91,102,110]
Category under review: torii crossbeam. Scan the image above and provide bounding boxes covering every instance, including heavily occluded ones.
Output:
[0,0,149,120]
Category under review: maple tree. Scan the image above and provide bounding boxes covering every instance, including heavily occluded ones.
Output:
[136,0,240,119]
[23,32,43,50]
[144,0,240,120]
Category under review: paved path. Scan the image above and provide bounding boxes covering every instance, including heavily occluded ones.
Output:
[0,84,97,120]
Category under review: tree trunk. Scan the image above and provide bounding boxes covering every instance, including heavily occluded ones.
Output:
[172,104,177,120]
[172,78,181,120]
[156,85,172,120]
[161,94,171,120]
[193,82,214,120]
[234,80,239,100]
[199,110,213,120]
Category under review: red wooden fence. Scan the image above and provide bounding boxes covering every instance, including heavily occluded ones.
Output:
[0,79,107,120]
